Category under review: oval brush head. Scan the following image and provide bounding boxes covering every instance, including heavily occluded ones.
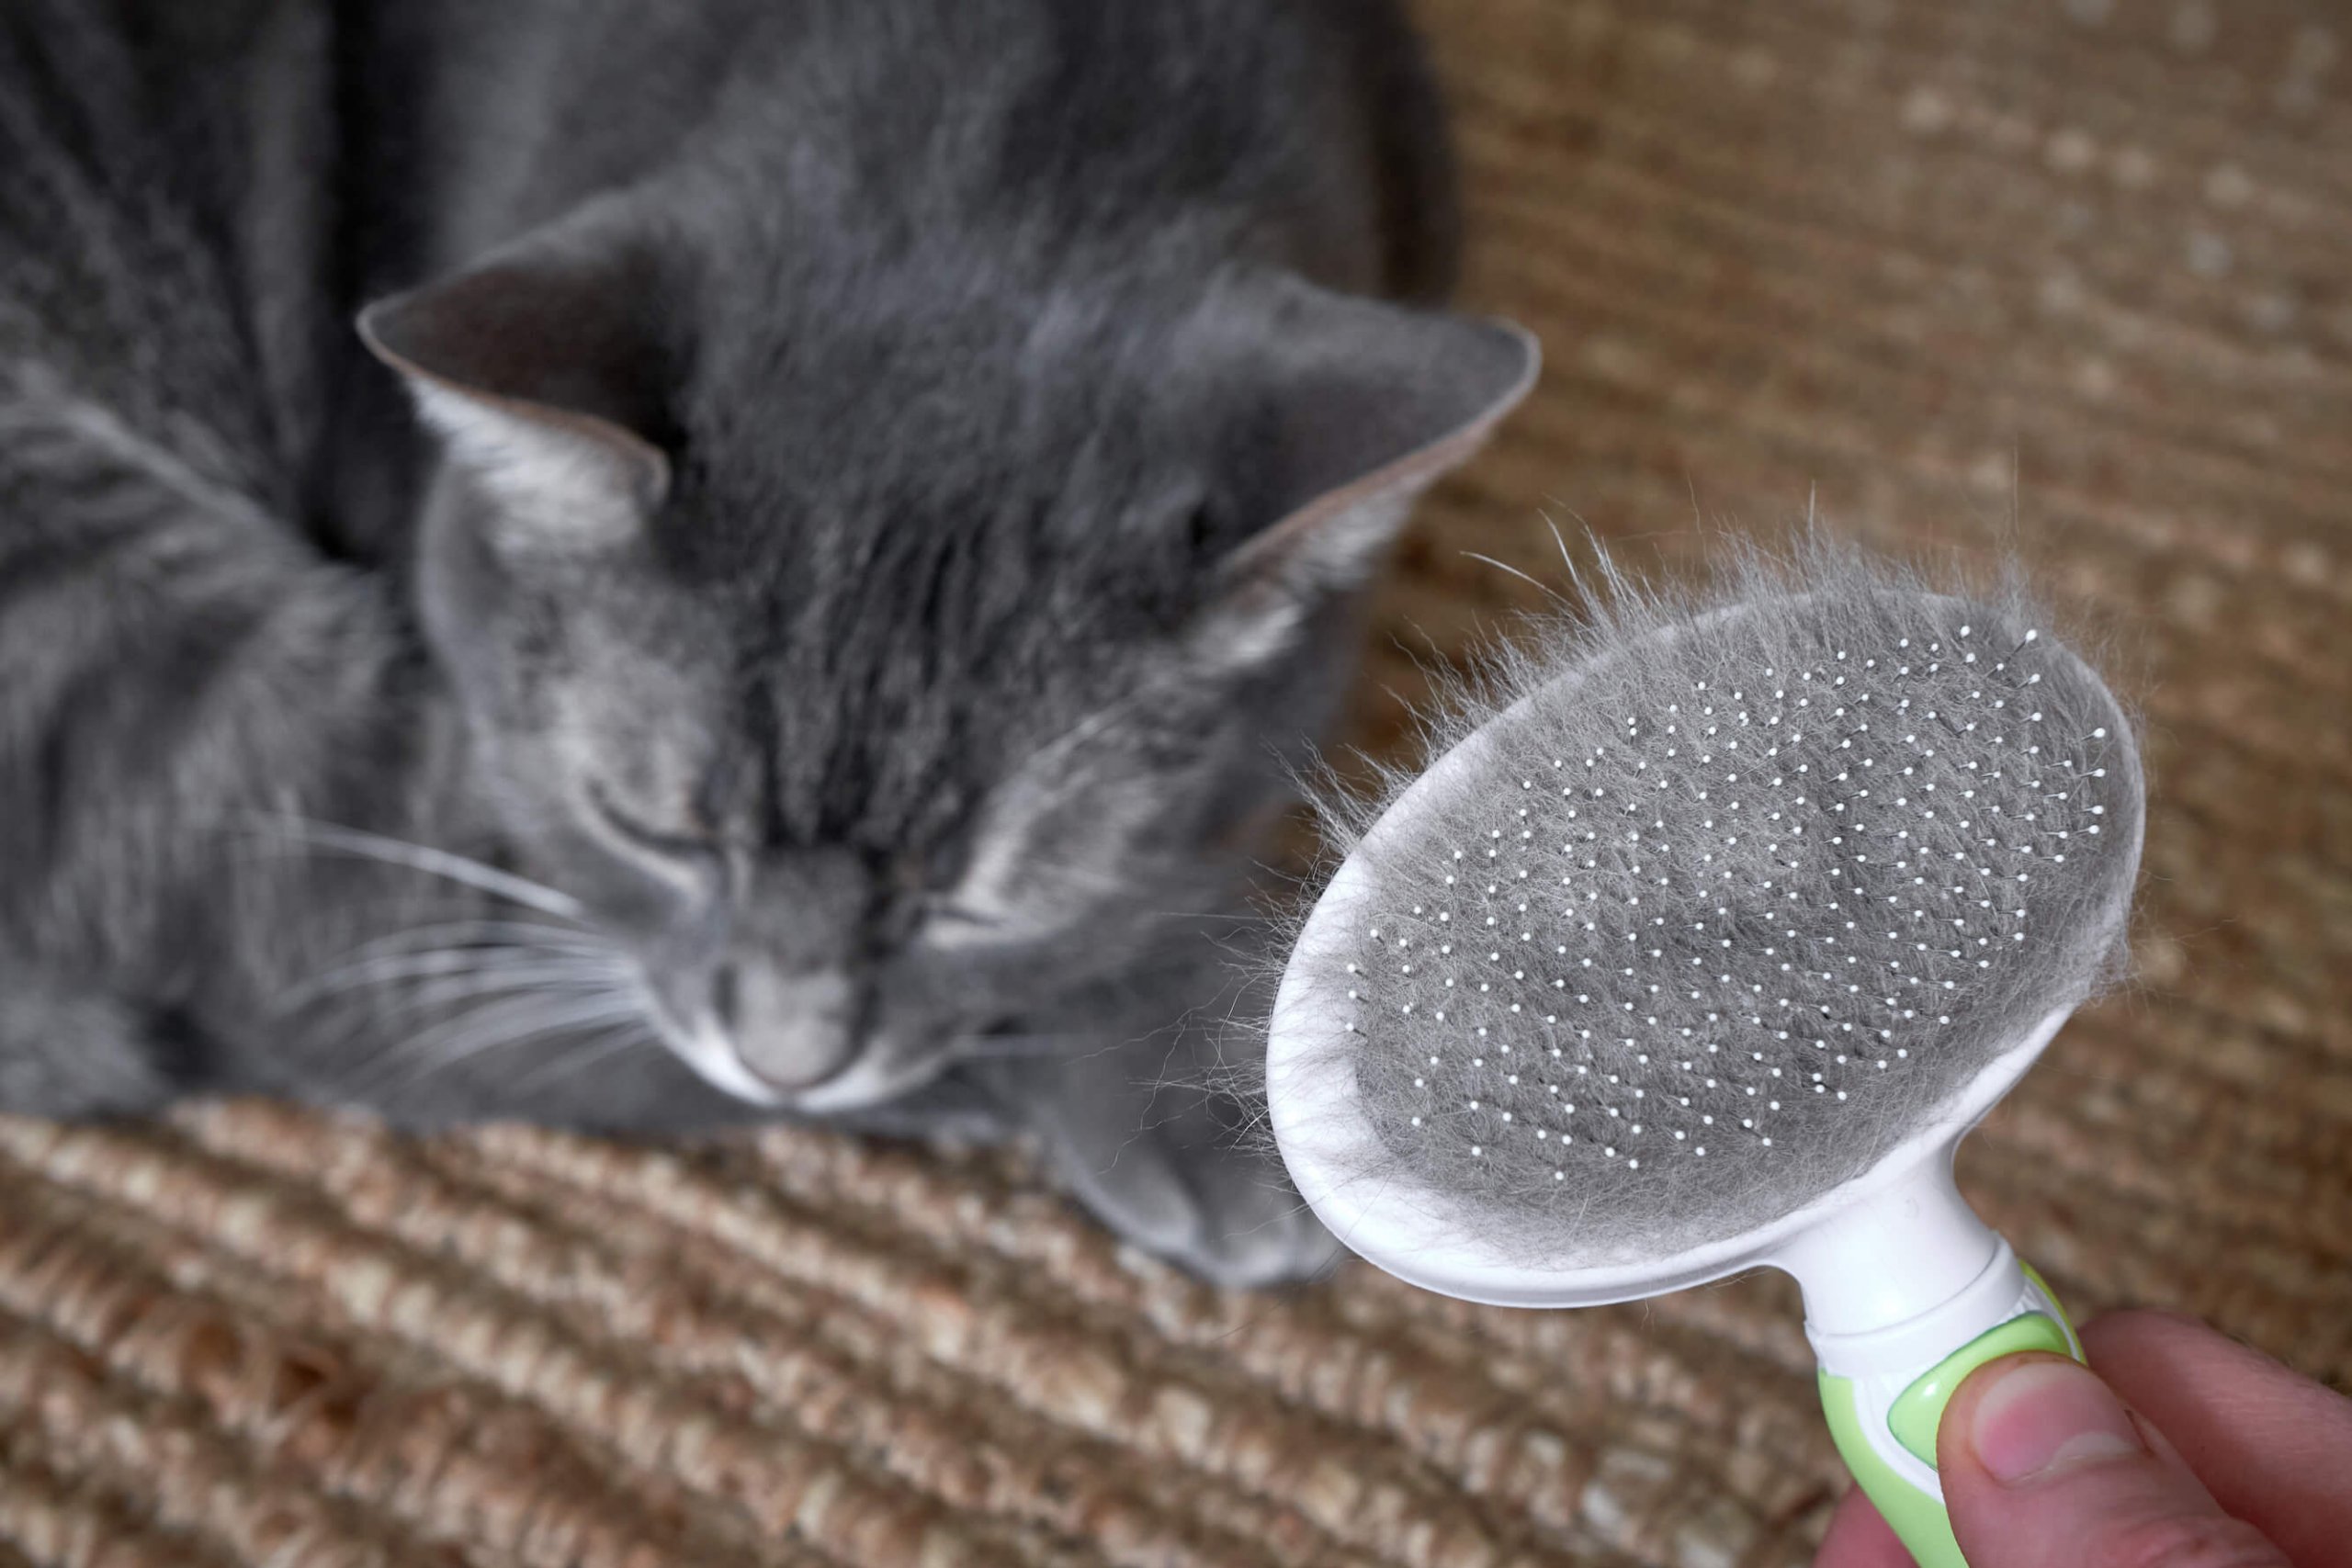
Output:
[1270,540,2145,1298]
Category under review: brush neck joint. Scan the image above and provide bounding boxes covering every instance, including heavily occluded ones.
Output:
[1772,1154,2007,1343]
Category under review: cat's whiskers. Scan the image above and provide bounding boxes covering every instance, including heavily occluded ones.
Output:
[277,918,625,1016]
[353,964,639,1035]
[238,817,588,922]
[292,948,616,1001]
[505,1020,658,1093]
[356,981,652,1099]
[338,919,615,962]
[951,1030,1090,1060]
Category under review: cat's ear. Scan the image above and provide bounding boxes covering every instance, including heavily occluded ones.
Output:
[358,218,673,548]
[1193,276,1539,653]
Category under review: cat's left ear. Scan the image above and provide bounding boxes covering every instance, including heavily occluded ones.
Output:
[1193,275,1539,649]
[357,211,674,549]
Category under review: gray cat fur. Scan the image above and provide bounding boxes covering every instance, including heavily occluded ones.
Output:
[1286,537,2143,1267]
[0,0,1535,1285]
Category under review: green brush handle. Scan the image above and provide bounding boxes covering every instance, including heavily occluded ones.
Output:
[1815,1261,2080,1568]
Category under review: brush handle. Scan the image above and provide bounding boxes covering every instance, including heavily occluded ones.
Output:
[1812,1247,2081,1568]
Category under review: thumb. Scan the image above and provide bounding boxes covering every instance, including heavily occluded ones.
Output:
[1939,1353,2290,1568]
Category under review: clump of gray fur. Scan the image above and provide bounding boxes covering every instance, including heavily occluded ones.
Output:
[1283,535,2145,1267]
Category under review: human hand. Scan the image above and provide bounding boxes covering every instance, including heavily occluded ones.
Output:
[1815,1309,2352,1567]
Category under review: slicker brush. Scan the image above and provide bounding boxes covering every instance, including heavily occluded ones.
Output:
[1267,537,2144,1567]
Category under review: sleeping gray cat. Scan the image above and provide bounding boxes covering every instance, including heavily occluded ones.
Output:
[0,0,1533,1284]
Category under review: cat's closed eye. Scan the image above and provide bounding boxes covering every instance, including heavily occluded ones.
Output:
[888,846,1013,943]
[589,784,720,867]
[923,898,1008,932]
[917,890,1034,953]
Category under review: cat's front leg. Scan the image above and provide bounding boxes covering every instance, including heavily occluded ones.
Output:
[969,1015,1340,1291]
[0,957,189,1119]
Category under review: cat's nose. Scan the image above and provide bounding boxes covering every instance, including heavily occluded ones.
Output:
[722,966,859,1092]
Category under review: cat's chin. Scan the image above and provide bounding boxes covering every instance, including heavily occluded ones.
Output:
[786,1048,956,1114]
[658,1021,952,1116]
[661,1023,788,1107]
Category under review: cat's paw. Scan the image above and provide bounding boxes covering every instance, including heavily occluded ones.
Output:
[975,1046,1340,1290]
[1056,1093,1340,1289]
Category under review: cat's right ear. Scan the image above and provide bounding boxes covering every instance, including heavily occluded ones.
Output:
[357,216,674,549]
[1185,276,1540,664]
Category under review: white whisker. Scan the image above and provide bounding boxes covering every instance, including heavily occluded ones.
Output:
[241,818,586,921]
[339,919,613,961]
[506,1021,657,1093]
[278,940,631,1017]
[361,989,651,1097]
[954,1031,1091,1060]
[373,966,633,1022]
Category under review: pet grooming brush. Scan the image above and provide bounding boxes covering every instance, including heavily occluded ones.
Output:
[1267,543,2143,1567]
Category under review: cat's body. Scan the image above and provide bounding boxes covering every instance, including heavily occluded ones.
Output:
[0,0,1532,1281]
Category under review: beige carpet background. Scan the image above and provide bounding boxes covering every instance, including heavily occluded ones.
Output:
[4,1,2349,1563]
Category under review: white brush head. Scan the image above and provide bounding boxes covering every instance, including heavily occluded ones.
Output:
[1268,541,2144,1306]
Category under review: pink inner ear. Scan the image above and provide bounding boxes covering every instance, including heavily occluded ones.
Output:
[357,214,678,521]
[1225,311,1539,595]
[356,214,672,434]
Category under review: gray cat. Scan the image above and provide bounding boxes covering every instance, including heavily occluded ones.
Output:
[0,0,1533,1284]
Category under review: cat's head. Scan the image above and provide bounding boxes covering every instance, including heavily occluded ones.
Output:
[360,207,1534,1111]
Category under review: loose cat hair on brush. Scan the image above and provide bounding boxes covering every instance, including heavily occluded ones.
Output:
[1275,533,2145,1267]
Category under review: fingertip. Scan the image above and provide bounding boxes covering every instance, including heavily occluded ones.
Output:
[1814,1485,1913,1568]
[1950,1354,2143,1484]
[1936,1353,2293,1568]
[1937,1350,2090,1476]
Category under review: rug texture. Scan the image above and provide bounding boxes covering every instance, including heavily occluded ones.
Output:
[3,0,2348,1563]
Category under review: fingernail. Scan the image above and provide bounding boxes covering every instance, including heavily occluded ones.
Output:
[1969,1358,2143,1484]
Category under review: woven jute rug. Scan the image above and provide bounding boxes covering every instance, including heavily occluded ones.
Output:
[4,1,2348,1563]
